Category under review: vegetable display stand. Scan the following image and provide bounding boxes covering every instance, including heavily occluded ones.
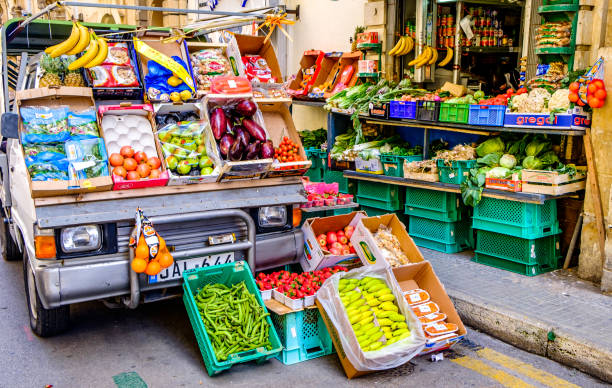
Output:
[404,187,464,222]
[473,230,562,276]
[388,101,417,119]
[438,103,469,124]
[356,180,402,210]
[380,154,423,177]
[183,262,282,376]
[468,105,505,127]
[409,216,473,254]
[472,198,560,238]
[270,308,334,365]
[436,159,477,185]
[324,169,356,194]
[416,100,441,122]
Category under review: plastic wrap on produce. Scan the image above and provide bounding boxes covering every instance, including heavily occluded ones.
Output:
[317,265,426,371]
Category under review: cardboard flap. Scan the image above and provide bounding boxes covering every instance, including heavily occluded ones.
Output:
[234,34,283,82]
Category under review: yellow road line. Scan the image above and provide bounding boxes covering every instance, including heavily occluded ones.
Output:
[452,355,537,388]
[477,348,580,388]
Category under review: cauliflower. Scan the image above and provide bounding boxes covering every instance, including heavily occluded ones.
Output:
[510,88,552,113]
[548,89,570,112]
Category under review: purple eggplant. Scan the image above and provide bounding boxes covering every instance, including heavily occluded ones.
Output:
[242,118,266,142]
[229,139,244,161]
[245,140,261,160]
[260,140,274,159]
[234,99,258,117]
[234,125,250,147]
[219,133,235,157]
[210,108,228,140]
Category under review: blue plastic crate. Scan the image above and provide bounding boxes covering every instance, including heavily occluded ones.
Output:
[389,101,417,119]
[468,105,505,127]
[270,308,334,365]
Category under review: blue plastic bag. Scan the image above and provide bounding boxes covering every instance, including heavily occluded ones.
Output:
[145,55,191,101]
[20,106,71,144]
[68,108,100,139]
[23,143,70,181]
[65,138,110,180]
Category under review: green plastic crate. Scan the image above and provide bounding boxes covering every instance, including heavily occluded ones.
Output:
[182,262,283,376]
[331,207,356,216]
[305,167,323,182]
[270,309,334,365]
[360,205,396,218]
[439,103,470,124]
[475,229,561,266]
[409,216,473,247]
[356,181,402,210]
[436,159,477,185]
[404,187,463,222]
[411,235,471,254]
[306,149,324,170]
[380,154,423,177]
[472,198,560,238]
[324,170,355,194]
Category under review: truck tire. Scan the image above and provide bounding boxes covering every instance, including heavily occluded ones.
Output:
[0,215,20,261]
[23,251,70,337]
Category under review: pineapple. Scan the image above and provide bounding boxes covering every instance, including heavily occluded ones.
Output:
[60,55,84,86]
[352,26,365,52]
[38,53,61,87]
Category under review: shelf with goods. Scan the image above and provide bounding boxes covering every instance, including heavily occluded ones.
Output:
[535,0,579,71]
[356,42,383,81]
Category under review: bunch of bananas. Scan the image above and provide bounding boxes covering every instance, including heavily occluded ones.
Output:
[407,46,437,68]
[44,22,108,71]
[388,36,414,56]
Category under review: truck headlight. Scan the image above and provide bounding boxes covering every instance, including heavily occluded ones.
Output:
[60,225,102,253]
[258,206,287,227]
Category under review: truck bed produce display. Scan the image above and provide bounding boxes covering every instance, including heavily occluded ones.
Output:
[195,282,273,361]
[339,277,411,352]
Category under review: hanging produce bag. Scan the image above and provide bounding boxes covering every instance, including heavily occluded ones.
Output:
[129,208,174,276]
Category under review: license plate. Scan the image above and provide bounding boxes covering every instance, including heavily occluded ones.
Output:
[148,253,235,284]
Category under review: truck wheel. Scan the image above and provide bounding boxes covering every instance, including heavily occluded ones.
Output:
[23,251,69,337]
[0,215,20,261]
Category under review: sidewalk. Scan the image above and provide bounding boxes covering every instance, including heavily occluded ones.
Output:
[423,248,612,383]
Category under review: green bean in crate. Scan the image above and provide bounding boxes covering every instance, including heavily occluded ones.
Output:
[194,282,272,361]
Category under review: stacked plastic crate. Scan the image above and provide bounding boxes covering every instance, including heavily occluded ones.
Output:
[304,148,325,182]
[404,187,473,253]
[471,198,562,276]
[355,180,405,220]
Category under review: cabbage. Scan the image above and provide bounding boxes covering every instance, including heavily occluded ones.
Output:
[499,154,517,169]
[477,151,502,167]
[540,151,559,167]
[522,156,543,170]
[487,167,511,178]
[525,140,550,157]
[476,137,505,157]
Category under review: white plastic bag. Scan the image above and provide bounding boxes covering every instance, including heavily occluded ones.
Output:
[317,265,426,371]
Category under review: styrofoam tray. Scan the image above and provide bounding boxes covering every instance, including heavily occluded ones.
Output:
[101,114,157,156]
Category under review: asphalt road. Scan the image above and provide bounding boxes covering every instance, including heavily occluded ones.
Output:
[0,257,607,388]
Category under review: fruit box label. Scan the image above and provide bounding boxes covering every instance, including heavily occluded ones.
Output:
[503,107,591,130]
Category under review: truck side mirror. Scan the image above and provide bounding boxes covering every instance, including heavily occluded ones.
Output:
[1,112,19,139]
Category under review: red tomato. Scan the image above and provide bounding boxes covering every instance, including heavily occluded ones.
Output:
[147,156,161,169]
[120,146,135,158]
[123,158,137,171]
[136,163,151,178]
[134,151,148,164]
[113,166,127,178]
[109,153,124,167]
[126,171,140,180]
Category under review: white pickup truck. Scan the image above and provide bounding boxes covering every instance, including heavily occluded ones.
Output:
[0,11,305,337]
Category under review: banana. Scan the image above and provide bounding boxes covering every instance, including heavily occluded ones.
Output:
[428,47,439,65]
[408,47,426,66]
[438,46,453,67]
[48,23,80,58]
[85,36,108,68]
[399,36,414,55]
[66,23,90,55]
[388,37,405,56]
[415,46,433,69]
[68,33,99,71]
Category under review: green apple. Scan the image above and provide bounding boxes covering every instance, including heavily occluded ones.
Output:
[170,136,182,146]
[162,143,175,155]
[195,135,204,145]
[201,167,214,175]
[187,157,199,166]
[183,142,197,152]
[158,131,172,143]
[175,149,189,158]
[199,156,212,169]
[166,155,178,170]
[197,144,207,155]
[177,160,191,175]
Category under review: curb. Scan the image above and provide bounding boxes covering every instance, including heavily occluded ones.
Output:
[448,289,612,383]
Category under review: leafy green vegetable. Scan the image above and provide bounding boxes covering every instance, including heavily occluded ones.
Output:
[476,137,504,157]
[499,154,517,169]
[299,128,327,149]
[522,155,543,170]
[477,151,502,167]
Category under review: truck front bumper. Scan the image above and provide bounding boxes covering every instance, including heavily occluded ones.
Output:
[34,229,303,309]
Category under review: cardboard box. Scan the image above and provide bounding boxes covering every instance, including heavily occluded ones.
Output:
[355,156,383,174]
[98,103,170,190]
[325,52,362,98]
[136,31,196,103]
[356,32,379,44]
[358,60,378,74]
[300,211,366,272]
[485,172,521,192]
[259,101,311,178]
[186,41,231,97]
[203,94,273,182]
[234,34,283,83]
[351,214,425,267]
[308,52,342,99]
[391,261,467,355]
[288,50,325,97]
[153,102,222,184]
[16,87,113,197]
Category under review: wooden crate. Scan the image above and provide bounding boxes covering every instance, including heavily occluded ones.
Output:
[521,168,586,195]
[404,171,439,182]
